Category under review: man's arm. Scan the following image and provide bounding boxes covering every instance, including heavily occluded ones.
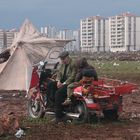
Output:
[65,61,77,85]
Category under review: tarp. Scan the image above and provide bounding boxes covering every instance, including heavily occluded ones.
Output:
[0,19,70,91]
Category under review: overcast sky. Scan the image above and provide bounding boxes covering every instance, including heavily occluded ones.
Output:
[0,0,139,30]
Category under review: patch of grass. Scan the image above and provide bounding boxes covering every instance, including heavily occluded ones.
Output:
[88,60,140,81]
[90,122,104,128]
[21,117,49,125]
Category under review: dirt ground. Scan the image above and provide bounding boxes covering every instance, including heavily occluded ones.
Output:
[0,79,140,140]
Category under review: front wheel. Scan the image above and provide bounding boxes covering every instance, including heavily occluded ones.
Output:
[27,99,45,118]
[74,101,88,123]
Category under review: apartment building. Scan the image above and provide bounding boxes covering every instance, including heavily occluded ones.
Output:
[6,29,16,48]
[109,12,140,52]
[80,16,108,52]
[0,29,17,53]
[58,29,74,51]
[41,26,80,52]
[40,26,58,38]
[72,30,80,51]
[136,16,140,51]
[0,29,6,52]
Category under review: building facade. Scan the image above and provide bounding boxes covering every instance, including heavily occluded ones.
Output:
[41,26,58,38]
[41,26,80,51]
[72,30,80,51]
[0,29,16,53]
[80,12,140,52]
[109,12,139,52]
[80,16,108,52]
[0,29,6,52]
[6,29,16,48]
[59,29,72,51]
[136,16,140,51]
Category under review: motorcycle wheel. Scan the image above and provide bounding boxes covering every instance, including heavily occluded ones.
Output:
[74,101,88,123]
[27,99,45,118]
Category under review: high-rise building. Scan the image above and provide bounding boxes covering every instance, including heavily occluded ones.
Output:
[41,26,80,52]
[72,30,80,51]
[80,16,108,52]
[58,29,73,51]
[40,26,58,38]
[0,29,17,52]
[109,12,140,52]
[58,29,80,51]
[136,16,140,51]
[0,29,6,52]
[6,29,17,48]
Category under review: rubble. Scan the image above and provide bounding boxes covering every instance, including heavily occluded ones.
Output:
[72,51,140,61]
[15,128,25,138]
[0,112,20,136]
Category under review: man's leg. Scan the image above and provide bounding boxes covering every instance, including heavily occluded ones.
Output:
[54,84,67,120]
[46,80,57,108]
[63,82,80,105]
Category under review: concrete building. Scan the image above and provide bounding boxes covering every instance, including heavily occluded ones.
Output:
[6,29,16,48]
[136,16,140,51]
[0,29,17,53]
[41,26,80,52]
[109,12,140,52]
[72,30,80,51]
[40,26,58,38]
[58,29,73,51]
[80,16,108,52]
[0,29,6,52]
[58,29,80,51]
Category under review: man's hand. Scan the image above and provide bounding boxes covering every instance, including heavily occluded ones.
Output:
[57,81,63,88]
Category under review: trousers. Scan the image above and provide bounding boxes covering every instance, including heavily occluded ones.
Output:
[54,84,67,119]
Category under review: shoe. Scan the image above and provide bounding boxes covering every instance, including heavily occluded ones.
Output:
[51,116,72,124]
[62,98,71,105]
[50,118,64,124]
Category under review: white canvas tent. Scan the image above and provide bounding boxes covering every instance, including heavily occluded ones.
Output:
[0,19,71,91]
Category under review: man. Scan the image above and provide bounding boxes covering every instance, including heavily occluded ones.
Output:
[63,57,98,105]
[54,51,77,123]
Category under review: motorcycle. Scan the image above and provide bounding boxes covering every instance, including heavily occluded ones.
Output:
[27,61,56,118]
[27,61,138,122]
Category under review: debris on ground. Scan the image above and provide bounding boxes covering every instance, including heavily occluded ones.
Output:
[0,112,20,136]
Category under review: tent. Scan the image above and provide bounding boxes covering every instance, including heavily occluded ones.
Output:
[0,19,71,91]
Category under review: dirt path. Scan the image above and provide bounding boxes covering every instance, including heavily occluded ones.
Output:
[0,86,140,140]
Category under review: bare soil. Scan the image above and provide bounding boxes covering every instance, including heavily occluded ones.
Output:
[0,79,140,140]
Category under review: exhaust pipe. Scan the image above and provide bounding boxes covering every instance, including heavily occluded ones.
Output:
[45,111,80,118]
[66,113,80,118]
[45,111,55,115]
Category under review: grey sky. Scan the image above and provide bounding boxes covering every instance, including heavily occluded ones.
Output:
[0,0,139,30]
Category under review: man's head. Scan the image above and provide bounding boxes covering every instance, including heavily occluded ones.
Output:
[59,51,70,64]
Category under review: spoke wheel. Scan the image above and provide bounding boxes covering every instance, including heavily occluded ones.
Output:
[74,101,88,123]
[27,99,45,118]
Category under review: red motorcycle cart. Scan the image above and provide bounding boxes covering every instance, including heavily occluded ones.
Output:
[27,63,138,122]
[76,78,138,121]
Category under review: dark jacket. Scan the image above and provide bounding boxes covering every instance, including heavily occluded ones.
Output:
[75,66,98,82]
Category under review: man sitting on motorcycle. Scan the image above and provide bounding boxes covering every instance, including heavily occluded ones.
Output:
[54,51,77,123]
